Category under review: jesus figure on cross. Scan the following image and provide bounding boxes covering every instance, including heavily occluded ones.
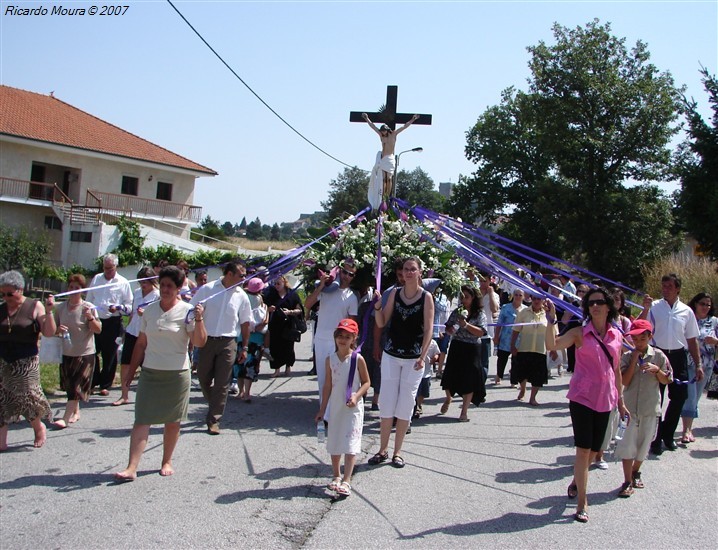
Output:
[362,112,420,202]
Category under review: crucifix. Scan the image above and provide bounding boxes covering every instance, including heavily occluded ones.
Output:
[350,85,432,208]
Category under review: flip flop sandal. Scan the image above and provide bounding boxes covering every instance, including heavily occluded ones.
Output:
[618,481,634,498]
[327,477,341,491]
[567,483,578,499]
[574,510,589,523]
[631,472,644,489]
[391,455,405,468]
[368,451,389,465]
[336,481,351,496]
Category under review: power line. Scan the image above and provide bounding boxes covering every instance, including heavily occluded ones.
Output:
[165,0,356,170]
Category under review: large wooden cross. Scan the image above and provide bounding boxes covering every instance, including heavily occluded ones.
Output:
[349,85,432,130]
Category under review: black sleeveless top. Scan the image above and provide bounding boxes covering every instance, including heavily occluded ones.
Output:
[0,299,41,361]
[384,289,426,359]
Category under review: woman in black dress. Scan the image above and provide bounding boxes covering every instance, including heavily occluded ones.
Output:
[441,285,487,421]
[265,276,303,377]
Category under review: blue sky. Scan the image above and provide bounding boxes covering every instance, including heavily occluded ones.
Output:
[1,1,716,225]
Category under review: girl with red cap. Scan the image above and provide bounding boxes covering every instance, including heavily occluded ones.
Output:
[315,318,370,497]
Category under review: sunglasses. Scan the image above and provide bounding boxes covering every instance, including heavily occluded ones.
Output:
[341,268,355,278]
[1,291,17,297]
[587,299,607,307]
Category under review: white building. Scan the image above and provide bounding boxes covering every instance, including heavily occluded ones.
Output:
[0,85,217,267]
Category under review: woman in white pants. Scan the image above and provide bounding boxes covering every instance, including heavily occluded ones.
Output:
[368,257,434,468]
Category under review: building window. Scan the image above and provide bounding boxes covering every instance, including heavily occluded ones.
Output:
[70,231,92,243]
[44,216,62,230]
[121,176,138,196]
[156,181,173,201]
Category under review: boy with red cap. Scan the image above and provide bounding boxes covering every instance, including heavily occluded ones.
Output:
[614,319,673,497]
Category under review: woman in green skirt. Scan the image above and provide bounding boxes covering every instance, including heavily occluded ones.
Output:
[114,266,206,481]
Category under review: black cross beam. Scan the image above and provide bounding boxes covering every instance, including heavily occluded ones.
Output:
[349,85,432,130]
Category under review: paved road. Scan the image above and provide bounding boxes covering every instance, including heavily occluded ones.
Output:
[1,335,716,549]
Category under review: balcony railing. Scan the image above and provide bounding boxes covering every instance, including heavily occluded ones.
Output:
[88,189,202,223]
[0,177,68,203]
[0,177,201,225]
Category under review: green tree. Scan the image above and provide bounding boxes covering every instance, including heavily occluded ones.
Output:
[395,167,446,212]
[195,215,225,242]
[245,217,263,240]
[270,223,281,240]
[221,221,235,237]
[0,224,52,277]
[320,167,370,222]
[453,20,682,286]
[239,216,247,230]
[280,223,294,240]
[107,216,146,266]
[675,68,718,260]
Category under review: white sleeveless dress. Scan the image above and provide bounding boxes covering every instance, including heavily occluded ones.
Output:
[326,352,364,455]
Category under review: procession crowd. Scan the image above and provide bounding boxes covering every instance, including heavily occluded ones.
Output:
[0,253,715,524]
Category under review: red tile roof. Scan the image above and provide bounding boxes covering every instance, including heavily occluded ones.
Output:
[0,85,217,176]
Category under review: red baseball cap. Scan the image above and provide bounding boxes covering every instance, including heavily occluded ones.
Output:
[336,318,359,334]
[626,319,653,336]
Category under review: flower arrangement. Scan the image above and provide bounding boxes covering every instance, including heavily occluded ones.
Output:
[300,212,468,297]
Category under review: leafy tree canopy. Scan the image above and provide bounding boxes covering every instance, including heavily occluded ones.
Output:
[320,166,370,224]
[395,167,446,212]
[0,224,52,278]
[451,19,683,287]
[675,67,718,260]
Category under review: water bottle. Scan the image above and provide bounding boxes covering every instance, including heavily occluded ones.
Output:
[316,421,326,443]
[615,415,628,441]
[61,331,71,346]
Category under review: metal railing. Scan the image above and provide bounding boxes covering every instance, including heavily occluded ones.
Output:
[0,177,201,224]
[0,177,61,202]
[89,190,202,223]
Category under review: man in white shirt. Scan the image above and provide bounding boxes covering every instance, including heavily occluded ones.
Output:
[640,273,702,454]
[305,259,358,409]
[86,254,132,397]
[191,260,251,435]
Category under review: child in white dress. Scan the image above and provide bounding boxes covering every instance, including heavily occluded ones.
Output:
[315,319,370,497]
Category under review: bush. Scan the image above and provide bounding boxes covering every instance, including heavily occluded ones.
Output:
[0,224,52,277]
[642,254,718,302]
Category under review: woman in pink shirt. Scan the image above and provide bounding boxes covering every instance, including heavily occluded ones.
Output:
[545,287,629,524]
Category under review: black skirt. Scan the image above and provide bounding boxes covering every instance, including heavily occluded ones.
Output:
[441,339,486,405]
[513,352,548,387]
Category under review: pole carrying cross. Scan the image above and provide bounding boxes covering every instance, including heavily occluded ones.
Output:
[349,85,432,130]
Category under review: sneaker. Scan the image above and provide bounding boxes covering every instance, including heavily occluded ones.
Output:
[594,459,609,470]
[229,382,239,396]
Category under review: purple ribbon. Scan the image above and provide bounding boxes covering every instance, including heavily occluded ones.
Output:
[397,198,643,306]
